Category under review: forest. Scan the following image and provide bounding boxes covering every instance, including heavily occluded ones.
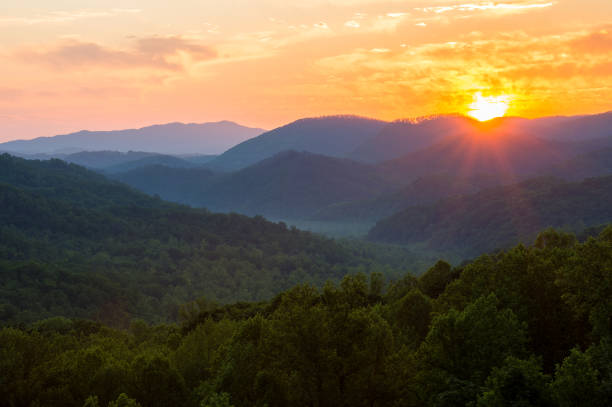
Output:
[0,154,417,325]
[1,227,610,406]
[1,152,611,406]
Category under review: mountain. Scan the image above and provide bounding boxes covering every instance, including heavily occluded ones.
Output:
[202,151,395,219]
[368,176,612,256]
[0,121,265,155]
[0,153,410,325]
[61,150,160,168]
[101,154,200,173]
[546,147,612,180]
[207,116,388,171]
[112,164,220,205]
[348,112,612,164]
[377,124,582,185]
[312,173,500,222]
[524,111,612,142]
[348,115,474,163]
[114,151,397,220]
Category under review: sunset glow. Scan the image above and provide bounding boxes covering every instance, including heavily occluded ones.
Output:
[1,1,611,140]
[467,93,511,121]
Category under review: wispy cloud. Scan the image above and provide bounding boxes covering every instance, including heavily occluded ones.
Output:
[416,2,554,15]
[19,36,217,71]
[0,9,140,26]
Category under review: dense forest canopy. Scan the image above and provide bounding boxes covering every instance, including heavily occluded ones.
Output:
[1,227,610,406]
[0,154,418,325]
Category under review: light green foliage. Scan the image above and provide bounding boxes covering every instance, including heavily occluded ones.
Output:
[550,348,605,407]
[108,393,141,407]
[422,294,527,383]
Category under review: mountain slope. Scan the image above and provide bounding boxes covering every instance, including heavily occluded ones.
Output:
[368,176,612,256]
[113,151,398,220]
[377,126,582,185]
[207,116,388,171]
[112,164,220,205]
[202,151,395,218]
[0,153,406,325]
[312,173,499,222]
[0,121,265,155]
[348,115,473,163]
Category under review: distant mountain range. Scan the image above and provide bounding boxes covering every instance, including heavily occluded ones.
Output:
[204,112,612,171]
[0,121,265,155]
[114,151,396,219]
[3,111,611,246]
[108,112,612,226]
[206,116,388,171]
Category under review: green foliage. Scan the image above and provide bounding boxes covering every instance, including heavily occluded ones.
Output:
[0,153,407,325]
[108,393,142,407]
[369,176,612,257]
[421,294,527,384]
[1,162,611,407]
[549,348,607,407]
[418,260,457,299]
[477,357,552,407]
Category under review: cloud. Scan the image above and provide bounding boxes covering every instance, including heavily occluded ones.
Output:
[19,37,217,71]
[570,28,612,54]
[416,2,554,15]
[345,20,361,28]
[0,9,140,26]
[313,25,612,117]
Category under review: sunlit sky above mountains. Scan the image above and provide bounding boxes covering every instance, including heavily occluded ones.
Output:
[1,0,611,141]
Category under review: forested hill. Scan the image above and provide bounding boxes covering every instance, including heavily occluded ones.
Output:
[0,154,412,325]
[368,176,612,256]
[1,227,610,406]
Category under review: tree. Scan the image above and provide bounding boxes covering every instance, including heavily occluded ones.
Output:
[477,357,552,407]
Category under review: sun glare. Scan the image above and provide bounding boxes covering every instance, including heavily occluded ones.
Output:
[467,92,511,121]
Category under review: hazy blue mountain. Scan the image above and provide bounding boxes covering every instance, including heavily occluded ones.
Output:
[368,176,612,256]
[113,151,396,220]
[179,154,218,165]
[101,154,200,173]
[207,116,388,171]
[311,173,500,222]
[61,151,159,169]
[348,115,474,163]
[112,164,219,205]
[377,126,579,185]
[0,121,265,155]
[201,151,396,218]
[524,111,612,142]
[347,112,611,164]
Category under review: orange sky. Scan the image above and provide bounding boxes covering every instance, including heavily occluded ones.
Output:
[1,0,611,141]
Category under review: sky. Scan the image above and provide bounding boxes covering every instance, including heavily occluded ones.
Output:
[1,0,611,141]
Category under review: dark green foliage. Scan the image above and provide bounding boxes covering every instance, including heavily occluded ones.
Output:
[2,151,612,406]
[477,357,553,407]
[369,176,612,256]
[0,154,408,325]
[418,260,457,299]
[2,226,611,406]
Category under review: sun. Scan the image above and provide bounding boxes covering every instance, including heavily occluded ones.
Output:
[467,92,511,121]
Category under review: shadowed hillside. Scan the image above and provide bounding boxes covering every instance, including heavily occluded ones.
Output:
[368,176,612,256]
